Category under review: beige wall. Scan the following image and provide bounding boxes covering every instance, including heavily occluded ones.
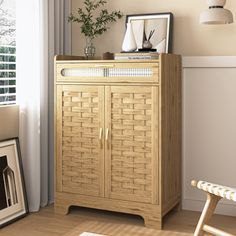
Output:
[0,105,19,141]
[71,0,236,57]
[182,57,236,216]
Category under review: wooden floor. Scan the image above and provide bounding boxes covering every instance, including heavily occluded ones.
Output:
[0,205,236,236]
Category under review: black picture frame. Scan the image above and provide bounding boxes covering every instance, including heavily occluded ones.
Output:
[126,12,173,53]
[0,138,28,228]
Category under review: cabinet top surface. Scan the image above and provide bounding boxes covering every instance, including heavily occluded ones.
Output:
[54,54,162,64]
[54,54,181,64]
[55,59,160,64]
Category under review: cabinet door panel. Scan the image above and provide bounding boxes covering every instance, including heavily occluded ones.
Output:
[105,86,159,204]
[56,85,104,197]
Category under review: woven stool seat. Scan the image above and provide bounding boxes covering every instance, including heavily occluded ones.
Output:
[194,180,236,202]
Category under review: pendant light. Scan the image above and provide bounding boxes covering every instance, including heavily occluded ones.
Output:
[200,0,233,24]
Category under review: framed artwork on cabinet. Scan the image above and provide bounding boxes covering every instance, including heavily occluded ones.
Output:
[0,138,28,228]
[126,12,173,53]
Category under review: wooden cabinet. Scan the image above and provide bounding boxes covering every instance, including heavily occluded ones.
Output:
[54,54,181,229]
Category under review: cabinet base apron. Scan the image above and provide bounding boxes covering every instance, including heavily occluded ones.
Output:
[55,192,181,229]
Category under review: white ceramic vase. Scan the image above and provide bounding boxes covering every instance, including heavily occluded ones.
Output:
[122,23,137,52]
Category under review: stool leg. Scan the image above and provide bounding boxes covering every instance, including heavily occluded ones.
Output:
[194,193,221,236]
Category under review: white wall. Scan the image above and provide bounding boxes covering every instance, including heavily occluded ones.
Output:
[182,57,236,216]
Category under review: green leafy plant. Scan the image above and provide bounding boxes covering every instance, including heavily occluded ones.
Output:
[68,0,123,39]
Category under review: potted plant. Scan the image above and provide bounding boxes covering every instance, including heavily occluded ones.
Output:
[68,0,123,58]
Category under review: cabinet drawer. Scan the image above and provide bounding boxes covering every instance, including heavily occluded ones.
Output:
[56,61,159,83]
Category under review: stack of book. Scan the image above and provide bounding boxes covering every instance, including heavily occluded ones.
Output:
[114,52,159,60]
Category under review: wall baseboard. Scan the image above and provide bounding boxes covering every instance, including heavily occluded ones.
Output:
[182,198,236,217]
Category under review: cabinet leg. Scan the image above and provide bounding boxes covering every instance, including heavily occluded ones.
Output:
[54,204,70,215]
[143,216,162,230]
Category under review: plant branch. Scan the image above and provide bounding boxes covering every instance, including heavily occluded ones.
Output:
[68,0,123,38]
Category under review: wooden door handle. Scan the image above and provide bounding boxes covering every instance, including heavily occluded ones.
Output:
[105,128,109,149]
[99,128,103,148]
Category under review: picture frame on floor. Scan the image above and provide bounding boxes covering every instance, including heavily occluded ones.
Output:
[0,138,28,228]
[126,12,173,53]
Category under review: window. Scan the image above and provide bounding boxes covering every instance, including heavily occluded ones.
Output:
[0,0,16,105]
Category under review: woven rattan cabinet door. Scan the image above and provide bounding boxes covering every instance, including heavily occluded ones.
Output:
[104,86,159,204]
[56,85,105,197]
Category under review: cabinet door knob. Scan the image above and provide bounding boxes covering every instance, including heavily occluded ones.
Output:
[99,128,103,148]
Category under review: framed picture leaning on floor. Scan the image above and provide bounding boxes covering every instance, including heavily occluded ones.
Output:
[0,138,28,228]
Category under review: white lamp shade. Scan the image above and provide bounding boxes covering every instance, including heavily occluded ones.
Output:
[200,8,233,24]
[206,0,226,7]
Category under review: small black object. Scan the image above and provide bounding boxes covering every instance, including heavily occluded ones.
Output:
[138,48,157,52]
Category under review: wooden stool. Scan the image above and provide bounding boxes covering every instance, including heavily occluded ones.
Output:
[191,180,236,236]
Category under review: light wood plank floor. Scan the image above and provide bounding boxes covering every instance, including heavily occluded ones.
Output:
[0,205,236,236]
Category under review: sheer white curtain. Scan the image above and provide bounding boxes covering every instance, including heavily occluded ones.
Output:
[16,0,50,212]
[16,0,70,212]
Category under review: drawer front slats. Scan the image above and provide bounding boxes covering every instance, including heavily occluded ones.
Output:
[56,62,159,83]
